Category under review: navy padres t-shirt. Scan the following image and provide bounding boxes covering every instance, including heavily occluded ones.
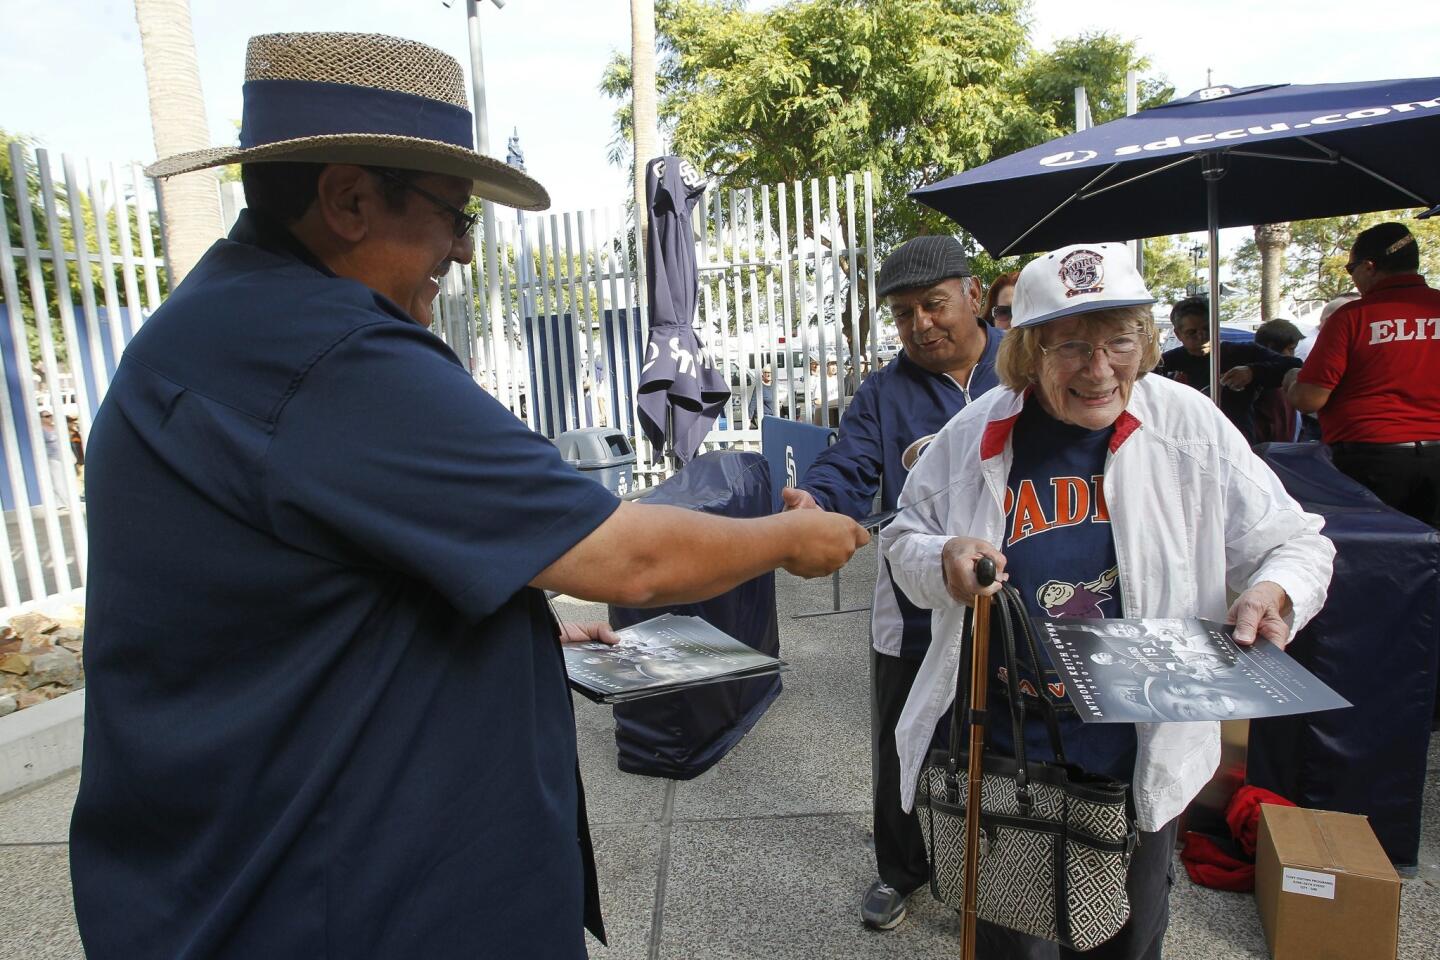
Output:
[986,397,1136,781]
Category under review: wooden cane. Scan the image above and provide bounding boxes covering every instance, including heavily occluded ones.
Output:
[961,557,997,960]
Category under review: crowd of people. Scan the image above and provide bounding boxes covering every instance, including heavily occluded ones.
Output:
[793,219,1437,957]
[65,26,1438,960]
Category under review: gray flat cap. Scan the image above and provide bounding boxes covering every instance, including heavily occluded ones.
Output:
[876,236,971,298]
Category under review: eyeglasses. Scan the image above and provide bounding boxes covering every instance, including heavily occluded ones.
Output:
[1343,259,1367,276]
[373,169,477,238]
[1038,331,1147,369]
[992,305,1013,320]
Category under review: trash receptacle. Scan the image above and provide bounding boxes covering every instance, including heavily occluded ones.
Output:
[555,427,636,496]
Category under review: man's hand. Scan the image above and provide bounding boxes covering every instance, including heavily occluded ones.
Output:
[558,621,620,645]
[1219,365,1254,390]
[940,537,1007,606]
[774,509,869,578]
[1227,581,1293,647]
[781,486,820,511]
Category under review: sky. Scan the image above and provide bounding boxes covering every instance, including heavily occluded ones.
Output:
[2,0,1438,218]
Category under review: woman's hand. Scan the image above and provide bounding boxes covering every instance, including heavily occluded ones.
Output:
[940,537,1007,606]
[1227,581,1293,647]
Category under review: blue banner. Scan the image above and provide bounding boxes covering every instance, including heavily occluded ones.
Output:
[760,415,836,514]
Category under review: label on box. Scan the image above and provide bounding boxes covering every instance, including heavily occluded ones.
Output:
[1281,867,1336,899]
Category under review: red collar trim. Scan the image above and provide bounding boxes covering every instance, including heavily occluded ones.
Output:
[980,404,1142,459]
[1109,410,1142,453]
[980,412,1021,459]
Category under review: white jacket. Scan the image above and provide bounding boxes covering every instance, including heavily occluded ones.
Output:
[883,375,1334,831]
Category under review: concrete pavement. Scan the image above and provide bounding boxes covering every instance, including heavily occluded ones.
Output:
[3,541,1437,958]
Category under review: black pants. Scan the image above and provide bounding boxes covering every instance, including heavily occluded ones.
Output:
[871,649,930,896]
[1331,442,1440,529]
[974,816,1180,959]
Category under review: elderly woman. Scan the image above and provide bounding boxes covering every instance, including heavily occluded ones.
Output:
[884,244,1333,959]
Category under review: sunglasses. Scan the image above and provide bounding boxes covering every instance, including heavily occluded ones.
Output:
[373,169,477,238]
[1343,259,1368,276]
[992,305,1013,319]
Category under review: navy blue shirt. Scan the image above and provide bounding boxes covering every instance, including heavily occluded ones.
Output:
[799,333,1002,659]
[70,212,619,959]
[1157,342,1301,443]
[986,398,1136,781]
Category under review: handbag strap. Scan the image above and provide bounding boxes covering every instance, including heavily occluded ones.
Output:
[944,578,1072,793]
[999,583,1069,766]
[945,606,972,778]
[991,583,1032,796]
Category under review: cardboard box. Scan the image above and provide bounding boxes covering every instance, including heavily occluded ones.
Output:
[1255,804,1400,960]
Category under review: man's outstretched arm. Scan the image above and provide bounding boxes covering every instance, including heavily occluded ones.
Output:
[532,501,868,607]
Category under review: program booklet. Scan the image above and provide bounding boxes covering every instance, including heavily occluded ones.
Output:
[563,613,786,704]
[1038,617,1351,723]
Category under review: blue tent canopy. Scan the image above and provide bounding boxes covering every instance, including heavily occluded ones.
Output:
[913,78,1440,257]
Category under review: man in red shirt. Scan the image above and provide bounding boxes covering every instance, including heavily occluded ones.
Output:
[1288,222,1440,527]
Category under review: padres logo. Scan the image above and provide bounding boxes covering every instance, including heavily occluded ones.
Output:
[1058,249,1106,298]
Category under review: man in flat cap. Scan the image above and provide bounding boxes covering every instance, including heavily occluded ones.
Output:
[782,234,1001,930]
[69,32,866,960]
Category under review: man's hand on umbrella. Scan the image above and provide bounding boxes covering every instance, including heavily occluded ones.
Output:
[781,487,820,511]
[776,510,868,578]
[558,621,620,645]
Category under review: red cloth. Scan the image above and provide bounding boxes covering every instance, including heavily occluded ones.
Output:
[1252,387,1298,444]
[1226,785,1296,857]
[1180,832,1255,891]
[1298,273,1440,444]
[1180,784,1298,892]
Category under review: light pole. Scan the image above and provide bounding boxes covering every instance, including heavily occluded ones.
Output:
[465,0,506,388]
[1189,241,1205,297]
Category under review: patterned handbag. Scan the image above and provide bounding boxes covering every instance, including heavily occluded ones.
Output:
[916,583,1139,952]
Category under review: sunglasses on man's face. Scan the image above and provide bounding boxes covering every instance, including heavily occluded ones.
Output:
[374,169,477,238]
[992,305,1013,319]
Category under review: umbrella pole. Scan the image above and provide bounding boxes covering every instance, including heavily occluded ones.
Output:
[961,558,997,960]
[666,405,679,472]
[1202,153,1226,410]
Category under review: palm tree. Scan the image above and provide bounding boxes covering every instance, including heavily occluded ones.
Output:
[630,0,659,261]
[1254,222,1292,322]
[133,0,223,284]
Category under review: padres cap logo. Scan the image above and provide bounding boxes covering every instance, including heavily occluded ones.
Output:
[1058,249,1106,299]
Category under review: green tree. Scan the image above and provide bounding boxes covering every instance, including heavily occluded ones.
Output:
[601,0,1171,356]
[1229,210,1440,317]
[1140,235,1198,306]
[3,128,168,382]
[1005,32,1172,151]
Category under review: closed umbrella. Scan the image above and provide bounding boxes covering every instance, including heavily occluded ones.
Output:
[636,155,731,465]
[912,78,1440,397]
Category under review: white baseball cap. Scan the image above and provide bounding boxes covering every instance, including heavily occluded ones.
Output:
[1011,242,1156,329]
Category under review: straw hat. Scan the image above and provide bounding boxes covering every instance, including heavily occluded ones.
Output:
[145,32,549,211]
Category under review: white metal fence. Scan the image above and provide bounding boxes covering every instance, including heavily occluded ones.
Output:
[0,144,165,608]
[2,148,881,611]
[441,170,881,482]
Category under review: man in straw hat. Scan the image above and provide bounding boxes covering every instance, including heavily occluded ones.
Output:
[69,32,866,959]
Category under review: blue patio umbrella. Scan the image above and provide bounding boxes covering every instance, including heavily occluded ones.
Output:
[636,155,731,464]
[912,78,1440,397]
